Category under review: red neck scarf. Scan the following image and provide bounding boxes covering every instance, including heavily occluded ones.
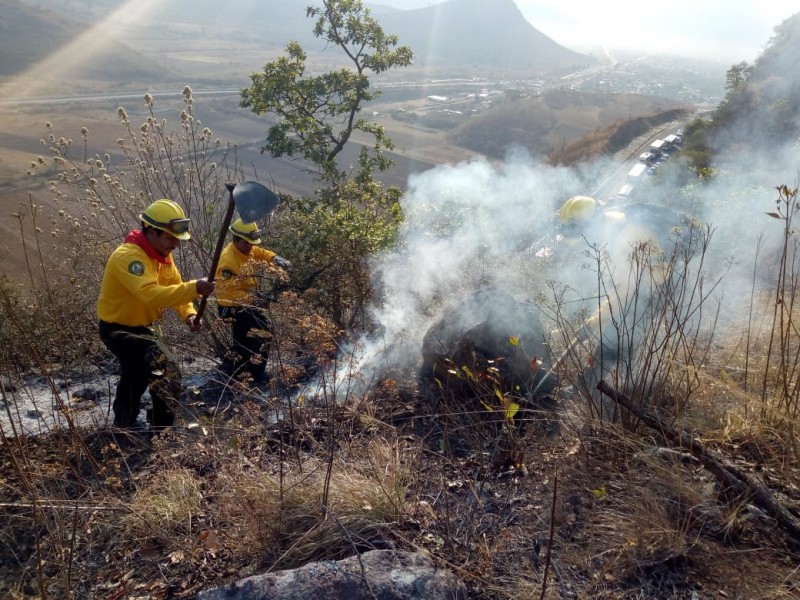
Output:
[125,230,171,265]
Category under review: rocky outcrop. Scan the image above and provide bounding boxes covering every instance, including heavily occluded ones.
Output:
[197,549,467,600]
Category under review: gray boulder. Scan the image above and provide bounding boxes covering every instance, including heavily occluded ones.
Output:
[197,550,467,600]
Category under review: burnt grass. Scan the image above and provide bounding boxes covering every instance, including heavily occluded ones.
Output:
[2,364,800,599]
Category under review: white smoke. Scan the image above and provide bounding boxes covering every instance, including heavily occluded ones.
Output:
[300,111,800,403]
[319,150,610,397]
[366,133,798,381]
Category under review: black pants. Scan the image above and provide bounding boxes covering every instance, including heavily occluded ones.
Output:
[218,306,272,383]
[99,321,180,429]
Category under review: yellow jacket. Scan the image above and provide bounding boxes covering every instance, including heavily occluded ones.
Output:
[97,241,199,327]
[215,243,277,307]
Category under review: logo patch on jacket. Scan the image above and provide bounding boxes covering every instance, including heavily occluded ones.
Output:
[221,269,234,279]
[128,261,145,276]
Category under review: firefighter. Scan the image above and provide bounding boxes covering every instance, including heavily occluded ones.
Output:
[215,218,291,386]
[97,199,215,434]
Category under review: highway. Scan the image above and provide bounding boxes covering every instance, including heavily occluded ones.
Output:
[0,83,696,204]
[0,88,241,106]
[590,122,686,205]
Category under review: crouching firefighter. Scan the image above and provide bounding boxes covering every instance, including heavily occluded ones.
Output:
[215,218,291,386]
[97,199,215,431]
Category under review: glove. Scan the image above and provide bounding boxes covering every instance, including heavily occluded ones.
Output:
[273,256,291,269]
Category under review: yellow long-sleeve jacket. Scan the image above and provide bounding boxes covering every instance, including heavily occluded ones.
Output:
[215,243,276,307]
[97,233,199,327]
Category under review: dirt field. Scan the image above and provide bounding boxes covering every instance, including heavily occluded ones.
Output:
[0,91,481,282]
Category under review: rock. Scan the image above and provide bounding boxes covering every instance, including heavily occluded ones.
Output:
[72,387,105,404]
[197,550,467,600]
[0,375,16,393]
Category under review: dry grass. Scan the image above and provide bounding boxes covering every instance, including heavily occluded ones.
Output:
[124,468,203,539]
[213,439,411,570]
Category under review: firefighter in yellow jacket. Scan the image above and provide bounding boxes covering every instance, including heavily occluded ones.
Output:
[215,219,290,385]
[97,199,215,432]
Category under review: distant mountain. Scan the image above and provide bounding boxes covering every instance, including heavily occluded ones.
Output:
[0,0,80,76]
[10,0,592,75]
[379,0,594,70]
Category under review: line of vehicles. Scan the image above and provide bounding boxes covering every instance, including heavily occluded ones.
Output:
[610,129,683,203]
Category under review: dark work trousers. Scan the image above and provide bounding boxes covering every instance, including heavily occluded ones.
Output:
[99,320,181,429]
[217,306,272,384]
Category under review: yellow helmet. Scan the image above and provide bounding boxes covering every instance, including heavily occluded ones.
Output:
[229,218,262,245]
[559,196,597,225]
[140,199,191,240]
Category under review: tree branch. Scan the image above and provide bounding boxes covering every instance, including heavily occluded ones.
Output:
[597,380,800,543]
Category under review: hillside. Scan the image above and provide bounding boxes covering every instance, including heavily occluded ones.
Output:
[3,3,800,600]
[0,0,77,76]
[449,89,688,160]
[0,0,175,85]
[705,10,800,155]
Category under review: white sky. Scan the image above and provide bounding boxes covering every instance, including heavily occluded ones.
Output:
[372,0,798,63]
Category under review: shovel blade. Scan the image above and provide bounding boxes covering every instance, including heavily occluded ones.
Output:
[233,181,279,222]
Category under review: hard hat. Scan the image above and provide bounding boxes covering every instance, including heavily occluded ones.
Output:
[559,196,597,225]
[140,199,191,240]
[229,218,262,245]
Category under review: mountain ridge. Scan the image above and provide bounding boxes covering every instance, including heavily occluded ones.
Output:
[5,0,595,80]
[379,0,593,69]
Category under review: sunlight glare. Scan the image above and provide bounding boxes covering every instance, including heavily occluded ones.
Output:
[0,0,161,99]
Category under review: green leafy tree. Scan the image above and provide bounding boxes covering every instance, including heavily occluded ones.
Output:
[724,60,753,93]
[240,0,412,185]
[240,0,413,330]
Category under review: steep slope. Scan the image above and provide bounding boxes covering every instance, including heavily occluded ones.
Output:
[709,11,800,154]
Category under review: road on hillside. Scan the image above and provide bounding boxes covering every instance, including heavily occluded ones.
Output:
[1,87,695,206]
[590,122,687,204]
[0,89,241,106]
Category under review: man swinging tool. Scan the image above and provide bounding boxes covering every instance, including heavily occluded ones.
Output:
[97,199,215,436]
[215,218,291,386]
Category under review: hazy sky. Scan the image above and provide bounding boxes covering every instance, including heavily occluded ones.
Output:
[372,0,797,63]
